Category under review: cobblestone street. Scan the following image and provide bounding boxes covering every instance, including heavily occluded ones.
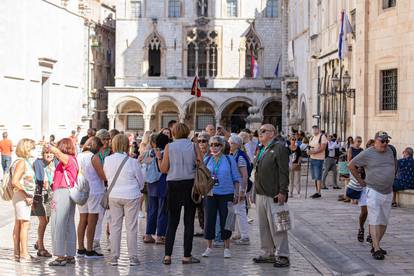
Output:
[1,178,413,275]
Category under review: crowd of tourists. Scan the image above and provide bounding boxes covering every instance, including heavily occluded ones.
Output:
[2,120,413,266]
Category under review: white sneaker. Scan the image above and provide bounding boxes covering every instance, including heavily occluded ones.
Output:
[130,257,140,266]
[224,248,232,258]
[108,257,118,266]
[138,211,145,218]
[202,248,213,257]
[235,238,250,245]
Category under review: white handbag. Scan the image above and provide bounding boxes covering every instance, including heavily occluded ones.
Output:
[63,158,90,206]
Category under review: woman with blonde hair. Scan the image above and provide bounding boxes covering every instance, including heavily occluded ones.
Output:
[138,130,152,218]
[11,138,39,263]
[103,134,144,266]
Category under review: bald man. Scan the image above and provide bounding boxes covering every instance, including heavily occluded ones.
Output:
[253,124,290,268]
[205,124,216,137]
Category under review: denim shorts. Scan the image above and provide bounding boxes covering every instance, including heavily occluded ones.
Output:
[310,159,324,181]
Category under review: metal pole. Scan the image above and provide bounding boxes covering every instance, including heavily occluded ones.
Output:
[305,158,310,199]
[194,96,197,131]
[339,59,343,138]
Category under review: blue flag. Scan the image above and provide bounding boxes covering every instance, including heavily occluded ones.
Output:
[274,55,282,77]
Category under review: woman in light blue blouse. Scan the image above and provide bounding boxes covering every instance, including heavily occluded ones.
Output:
[202,136,241,259]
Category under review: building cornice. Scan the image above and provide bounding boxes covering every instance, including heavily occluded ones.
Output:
[105,86,281,94]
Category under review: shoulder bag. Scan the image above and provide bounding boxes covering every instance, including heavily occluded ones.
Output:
[100,155,129,209]
[191,143,215,204]
[63,157,90,206]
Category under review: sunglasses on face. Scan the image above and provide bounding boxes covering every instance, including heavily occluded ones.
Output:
[210,143,222,148]
[198,139,208,144]
[377,139,389,144]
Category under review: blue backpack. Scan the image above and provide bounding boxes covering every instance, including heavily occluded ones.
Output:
[234,150,253,192]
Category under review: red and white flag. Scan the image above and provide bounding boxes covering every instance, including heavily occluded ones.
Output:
[250,48,259,78]
[191,76,201,97]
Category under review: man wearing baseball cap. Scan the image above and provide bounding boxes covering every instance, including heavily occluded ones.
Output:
[348,131,397,260]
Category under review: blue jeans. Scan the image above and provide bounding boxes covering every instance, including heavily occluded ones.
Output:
[146,196,167,236]
[310,159,324,181]
[1,155,11,174]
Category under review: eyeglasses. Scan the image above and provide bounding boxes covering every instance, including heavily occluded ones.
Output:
[198,139,208,144]
[210,143,222,148]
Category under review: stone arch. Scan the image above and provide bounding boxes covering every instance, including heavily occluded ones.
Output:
[146,96,184,130]
[111,96,146,115]
[110,96,146,133]
[183,96,218,130]
[261,96,283,132]
[219,97,253,132]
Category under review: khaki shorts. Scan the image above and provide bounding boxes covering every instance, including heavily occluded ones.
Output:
[78,194,104,214]
[12,190,32,221]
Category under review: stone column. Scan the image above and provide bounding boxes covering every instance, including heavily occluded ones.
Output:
[143,114,153,131]
[108,114,115,130]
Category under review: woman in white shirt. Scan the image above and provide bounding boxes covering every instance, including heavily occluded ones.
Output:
[103,134,144,266]
[76,137,105,258]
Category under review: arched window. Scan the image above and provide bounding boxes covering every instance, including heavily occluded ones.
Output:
[147,33,162,77]
[245,28,261,78]
[186,29,218,79]
[197,0,208,17]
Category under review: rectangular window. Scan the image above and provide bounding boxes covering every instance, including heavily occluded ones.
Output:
[197,115,214,131]
[162,114,179,128]
[266,0,278,18]
[380,69,398,111]
[168,0,181,17]
[127,115,144,130]
[227,0,237,17]
[131,1,142,19]
[382,0,396,9]
[197,0,208,17]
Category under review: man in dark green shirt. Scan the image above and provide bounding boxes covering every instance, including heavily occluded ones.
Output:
[252,124,290,268]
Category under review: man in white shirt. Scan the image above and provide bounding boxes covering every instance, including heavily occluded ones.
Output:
[322,134,341,189]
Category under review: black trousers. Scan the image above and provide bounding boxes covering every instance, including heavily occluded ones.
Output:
[165,179,196,257]
[204,194,234,241]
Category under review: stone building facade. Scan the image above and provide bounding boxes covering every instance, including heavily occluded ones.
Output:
[288,0,412,151]
[108,0,285,134]
[1,0,115,141]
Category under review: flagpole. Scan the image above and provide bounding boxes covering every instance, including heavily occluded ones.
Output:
[194,92,197,131]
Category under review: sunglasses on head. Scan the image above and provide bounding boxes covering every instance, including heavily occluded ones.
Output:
[198,139,208,143]
[210,143,222,148]
[259,129,271,134]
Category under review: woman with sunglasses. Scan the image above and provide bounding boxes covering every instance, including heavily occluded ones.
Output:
[202,136,241,259]
[31,146,56,258]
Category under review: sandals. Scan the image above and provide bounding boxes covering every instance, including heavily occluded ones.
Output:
[366,234,373,244]
[392,202,398,207]
[253,255,276,263]
[49,258,67,266]
[163,257,172,265]
[37,249,52,258]
[372,250,385,260]
[357,229,364,243]
[143,235,156,243]
[66,257,76,264]
[182,256,200,264]
[274,256,290,268]
[155,237,166,245]
[371,247,387,255]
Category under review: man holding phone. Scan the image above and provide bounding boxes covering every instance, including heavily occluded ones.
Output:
[252,124,290,268]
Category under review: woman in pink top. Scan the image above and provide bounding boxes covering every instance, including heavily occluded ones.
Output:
[47,138,79,266]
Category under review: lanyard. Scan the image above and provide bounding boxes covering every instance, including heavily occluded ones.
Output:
[257,143,272,161]
[45,164,53,184]
[99,147,110,164]
[212,155,222,178]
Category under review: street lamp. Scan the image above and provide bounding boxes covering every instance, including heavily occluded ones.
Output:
[331,74,340,91]
[343,71,351,88]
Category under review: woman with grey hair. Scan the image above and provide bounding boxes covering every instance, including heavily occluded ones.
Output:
[228,135,251,245]
[202,136,241,258]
